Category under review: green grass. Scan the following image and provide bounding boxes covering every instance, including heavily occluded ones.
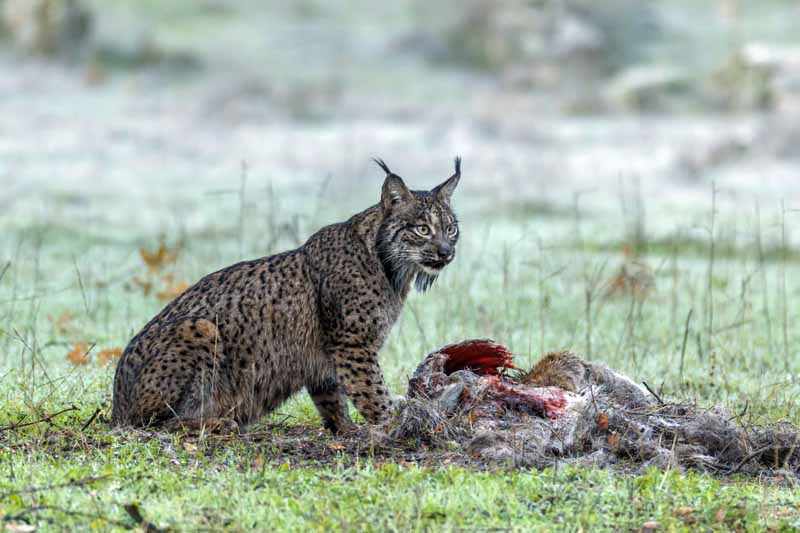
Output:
[3,443,798,531]
[2,180,800,530]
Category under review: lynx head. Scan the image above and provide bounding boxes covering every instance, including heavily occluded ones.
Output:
[374,157,461,293]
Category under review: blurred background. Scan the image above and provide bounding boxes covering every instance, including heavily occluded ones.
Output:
[3,0,800,224]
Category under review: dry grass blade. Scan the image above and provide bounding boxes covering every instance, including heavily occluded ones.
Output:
[96,348,122,366]
[123,503,168,532]
[0,405,80,432]
[0,474,108,500]
[65,342,92,366]
[0,261,10,283]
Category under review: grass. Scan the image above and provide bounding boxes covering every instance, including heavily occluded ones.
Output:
[2,178,800,531]
[3,445,798,531]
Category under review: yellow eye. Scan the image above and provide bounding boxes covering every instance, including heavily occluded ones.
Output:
[416,225,430,236]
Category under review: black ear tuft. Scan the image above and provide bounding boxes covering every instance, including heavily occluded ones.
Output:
[432,156,462,204]
[373,158,392,175]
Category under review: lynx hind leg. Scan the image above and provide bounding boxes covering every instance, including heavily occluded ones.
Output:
[127,318,230,426]
[307,376,354,434]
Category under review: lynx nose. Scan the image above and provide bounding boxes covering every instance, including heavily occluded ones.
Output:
[437,242,454,261]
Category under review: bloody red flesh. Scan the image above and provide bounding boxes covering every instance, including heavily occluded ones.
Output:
[438,339,517,375]
[430,339,568,420]
[482,376,567,419]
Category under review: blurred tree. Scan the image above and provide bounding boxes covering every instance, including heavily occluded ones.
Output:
[2,0,92,59]
[412,0,659,86]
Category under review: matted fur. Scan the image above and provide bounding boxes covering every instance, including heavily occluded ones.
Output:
[383,343,800,476]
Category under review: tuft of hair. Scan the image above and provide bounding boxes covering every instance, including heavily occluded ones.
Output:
[385,397,465,445]
[376,234,439,294]
[415,272,438,293]
[372,158,392,175]
[376,236,412,292]
[453,156,461,176]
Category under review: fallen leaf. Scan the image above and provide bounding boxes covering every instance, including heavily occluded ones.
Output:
[157,280,189,302]
[252,454,265,469]
[641,521,659,531]
[597,412,609,431]
[131,276,153,296]
[49,312,75,335]
[66,342,90,366]
[673,506,696,525]
[328,444,346,451]
[605,261,654,300]
[139,241,178,272]
[97,348,123,366]
[622,243,635,259]
[607,433,621,451]
[715,507,727,523]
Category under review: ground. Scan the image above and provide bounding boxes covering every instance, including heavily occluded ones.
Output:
[2,0,800,531]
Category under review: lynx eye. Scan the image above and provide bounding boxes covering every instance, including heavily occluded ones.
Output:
[415,225,431,237]
[446,225,458,237]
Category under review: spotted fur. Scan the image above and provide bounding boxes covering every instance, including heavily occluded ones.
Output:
[111,159,462,432]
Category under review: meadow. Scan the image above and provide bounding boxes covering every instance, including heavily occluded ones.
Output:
[2,174,800,530]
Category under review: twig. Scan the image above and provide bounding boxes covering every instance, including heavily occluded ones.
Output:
[679,308,693,383]
[754,202,775,355]
[80,407,102,432]
[2,504,129,528]
[669,230,679,333]
[727,445,784,474]
[238,160,249,258]
[0,475,108,500]
[583,258,608,360]
[406,302,429,348]
[705,183,716,376]
[712,319,751,334]
[124,502,167,532]
[642,381,664,405]
[727,400,748,423]
[0,261,10,285]
[72,255,90,316]
[0,405,79,432]
[780,200,790,373]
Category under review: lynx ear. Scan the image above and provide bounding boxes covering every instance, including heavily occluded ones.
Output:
[381,175,414,212]
[432,157,461,204]
[375,158,414,213]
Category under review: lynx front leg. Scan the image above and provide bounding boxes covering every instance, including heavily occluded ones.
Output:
[333,349,392,424]
[307,376,353,434]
